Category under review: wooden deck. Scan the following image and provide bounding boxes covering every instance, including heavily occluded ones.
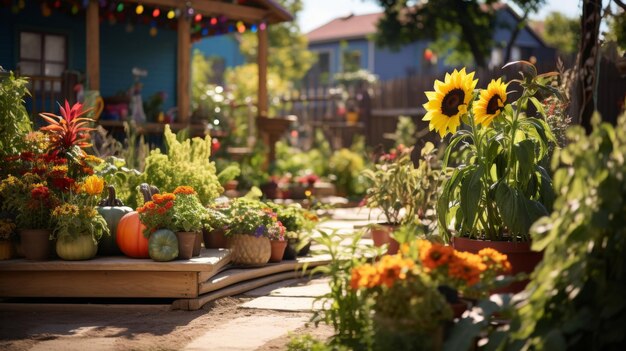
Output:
[0,249,330,310]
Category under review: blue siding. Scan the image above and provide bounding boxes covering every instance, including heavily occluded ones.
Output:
[309,41,340,75]
[100,23,177,110]
[374,41,422,80]
[192,34,244,68]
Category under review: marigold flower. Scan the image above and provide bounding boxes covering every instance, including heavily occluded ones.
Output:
[157,207,167,215]
[164,201,174,210]
[420,242,454,270]
[162,193,176,202]
[478,248,512,273]
[83,175,105,196]
[173,186,196,195]
[31,185,50,200]
[52,177,75,192]
[145,201,157,210]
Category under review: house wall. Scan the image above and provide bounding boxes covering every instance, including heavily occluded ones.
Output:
[0,2,177,111]
[192,34,244,68]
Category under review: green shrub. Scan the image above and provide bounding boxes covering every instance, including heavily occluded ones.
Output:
[139,125,222,206]
[0,72,32,160]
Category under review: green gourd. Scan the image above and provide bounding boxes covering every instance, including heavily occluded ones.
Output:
[56,234,98,261]
[148,229,179,262]
[97,186,133,255]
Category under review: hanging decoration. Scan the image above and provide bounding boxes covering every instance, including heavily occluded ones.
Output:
[8,0,268,40]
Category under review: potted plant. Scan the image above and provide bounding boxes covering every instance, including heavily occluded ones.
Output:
[202,202,230,249]
[425,62,559,288]
[51,175,109,260]
[0,174,59,260]
[362,143,443,254]
[138,186,207,260]
[267,202,318,259]
[222,198,285,265]
[0,218,16,260]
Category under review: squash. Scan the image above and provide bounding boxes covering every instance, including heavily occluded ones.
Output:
[56,234,98,261]
[148,229,179,262]
[116,212,149,258]
[97,186,133,255]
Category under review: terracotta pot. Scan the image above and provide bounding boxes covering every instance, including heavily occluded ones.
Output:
[452,236,543,293]
[192,233,202,257]
[203,228,228,249]
[19,229,52,260]
[227,234,271,266]
[269,240,287,263]
[0,240,13,260]
[176,231,197,260]
[224,180,239,191]
[370,224,399,255]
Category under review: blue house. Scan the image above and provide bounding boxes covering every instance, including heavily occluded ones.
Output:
[305,4,555,82]
[0,0,291,123]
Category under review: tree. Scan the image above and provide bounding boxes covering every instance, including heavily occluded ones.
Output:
[542,12,580,55]
[374,0,545,68]
[237,0,315,83]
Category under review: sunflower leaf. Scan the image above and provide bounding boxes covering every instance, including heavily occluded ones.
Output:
[460,165,483,235]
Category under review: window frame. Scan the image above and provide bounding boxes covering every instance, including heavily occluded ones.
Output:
[18,30,68,78]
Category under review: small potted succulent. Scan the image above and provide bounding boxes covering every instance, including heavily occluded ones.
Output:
[222,198,285,265]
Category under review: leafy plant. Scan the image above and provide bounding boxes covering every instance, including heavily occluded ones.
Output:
[308,229,378,350]
[328,149,367,197]
[433,62,559,242]
[0,71,31,159]
[505,113,626,350]
[218,198,285,240]
[40,100,95,154]
[139,125,222,206]
[393,116,417,148]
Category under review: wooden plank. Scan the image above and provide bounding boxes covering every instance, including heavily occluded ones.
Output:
[86,0,99,91]
[0,248,231,272]
[176,270,309,311]
[0,303,170,312]
[199,255,330,294]
[257,26,269,117]
[0,271,197,298]
[177,14,191,123]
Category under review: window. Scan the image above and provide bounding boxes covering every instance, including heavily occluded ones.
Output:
[342,50,361,73]
[19,31,67,92]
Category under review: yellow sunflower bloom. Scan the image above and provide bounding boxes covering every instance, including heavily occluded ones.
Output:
[473,78,508,127]
[83,175,105,196]
[423,68,477,138]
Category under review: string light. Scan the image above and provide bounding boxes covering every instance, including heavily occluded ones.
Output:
[135,4,144,15]
[236,21,245,33]
[250,24,257,33]
[259,22,267,31]
[167,9,175,19]
[116,3,124,12]
[152,8,160,17]
[71,4,78,14]
[194,13,202,22]
[210,17,217,25]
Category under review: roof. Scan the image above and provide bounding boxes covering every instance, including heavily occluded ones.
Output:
[306,12,383,43]
[306,3,545,46]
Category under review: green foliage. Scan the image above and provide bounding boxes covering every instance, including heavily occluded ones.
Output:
[542,12,580,55]
[237,141,270,189]
[605,9,626,54]
[94,156,141,207]
[328,148,367,197]
[0,72,32,159]
[438,62,558,242]
[392,116,417,148]
[139,125,222,206]
[363,143,442,226]
[308,229,378,350]
[218,198,284,239]
[287,334,350,351]
[275,141,329,178]
[506,113,626,350]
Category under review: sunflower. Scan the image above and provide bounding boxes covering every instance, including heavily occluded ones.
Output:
[473,78,508,127]
[423,68,477,138]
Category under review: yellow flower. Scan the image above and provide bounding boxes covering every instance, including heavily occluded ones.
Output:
[83,175,104,196]
[53,203,80,217]
[423,68,477,138]
[473,78,508,127]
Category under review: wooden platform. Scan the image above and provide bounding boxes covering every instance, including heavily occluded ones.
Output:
[0,249,330,310]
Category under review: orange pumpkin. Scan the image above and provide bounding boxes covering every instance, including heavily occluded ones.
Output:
[116,211,149,258]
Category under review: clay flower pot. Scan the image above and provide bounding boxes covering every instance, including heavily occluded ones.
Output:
[0,240,14,260]
[19,229,52,260]
[203,228,228,249]
[370,224,399,255]
[176,231,197,260]
[269,240,287,263]
[192,233,202,257]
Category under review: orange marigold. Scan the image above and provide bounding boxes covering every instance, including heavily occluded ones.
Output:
[173,186,196,195]
[351,264,379,289]
[162,193,176,202]
[478,248,512,274]
[145,201,157,210]
[152,193,163,204]
[157,207,167,215]
[164,201,174,210]
[420,242,454,270]
[448,251,486,286]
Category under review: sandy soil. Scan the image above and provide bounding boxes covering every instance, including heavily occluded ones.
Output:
[0,297,333,351]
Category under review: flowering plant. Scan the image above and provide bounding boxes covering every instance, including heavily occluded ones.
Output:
[424,62,559,242]
[51,175,109,241]
[137,186,207,236]
[0,219,16,241]
[0,174,59,230]
[220,198,285,240]
[362,143,442,226]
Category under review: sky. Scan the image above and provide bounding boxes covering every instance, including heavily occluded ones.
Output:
[297,0,583,33]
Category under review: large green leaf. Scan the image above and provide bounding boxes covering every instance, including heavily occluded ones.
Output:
[495,182,549,238]
[514,139,535,186]
[460,165,483,233]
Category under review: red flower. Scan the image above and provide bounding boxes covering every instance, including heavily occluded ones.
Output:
[20,152,35,162]
[31,186,51,200]
[164,201,174,210]
[52,177,75,192]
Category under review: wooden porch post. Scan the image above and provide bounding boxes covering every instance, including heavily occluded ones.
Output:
[177,14,191,123]
[257,25,268,117]
[86,0,99,91]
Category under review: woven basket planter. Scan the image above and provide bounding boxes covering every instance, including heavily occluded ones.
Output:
[227,234,271,266]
